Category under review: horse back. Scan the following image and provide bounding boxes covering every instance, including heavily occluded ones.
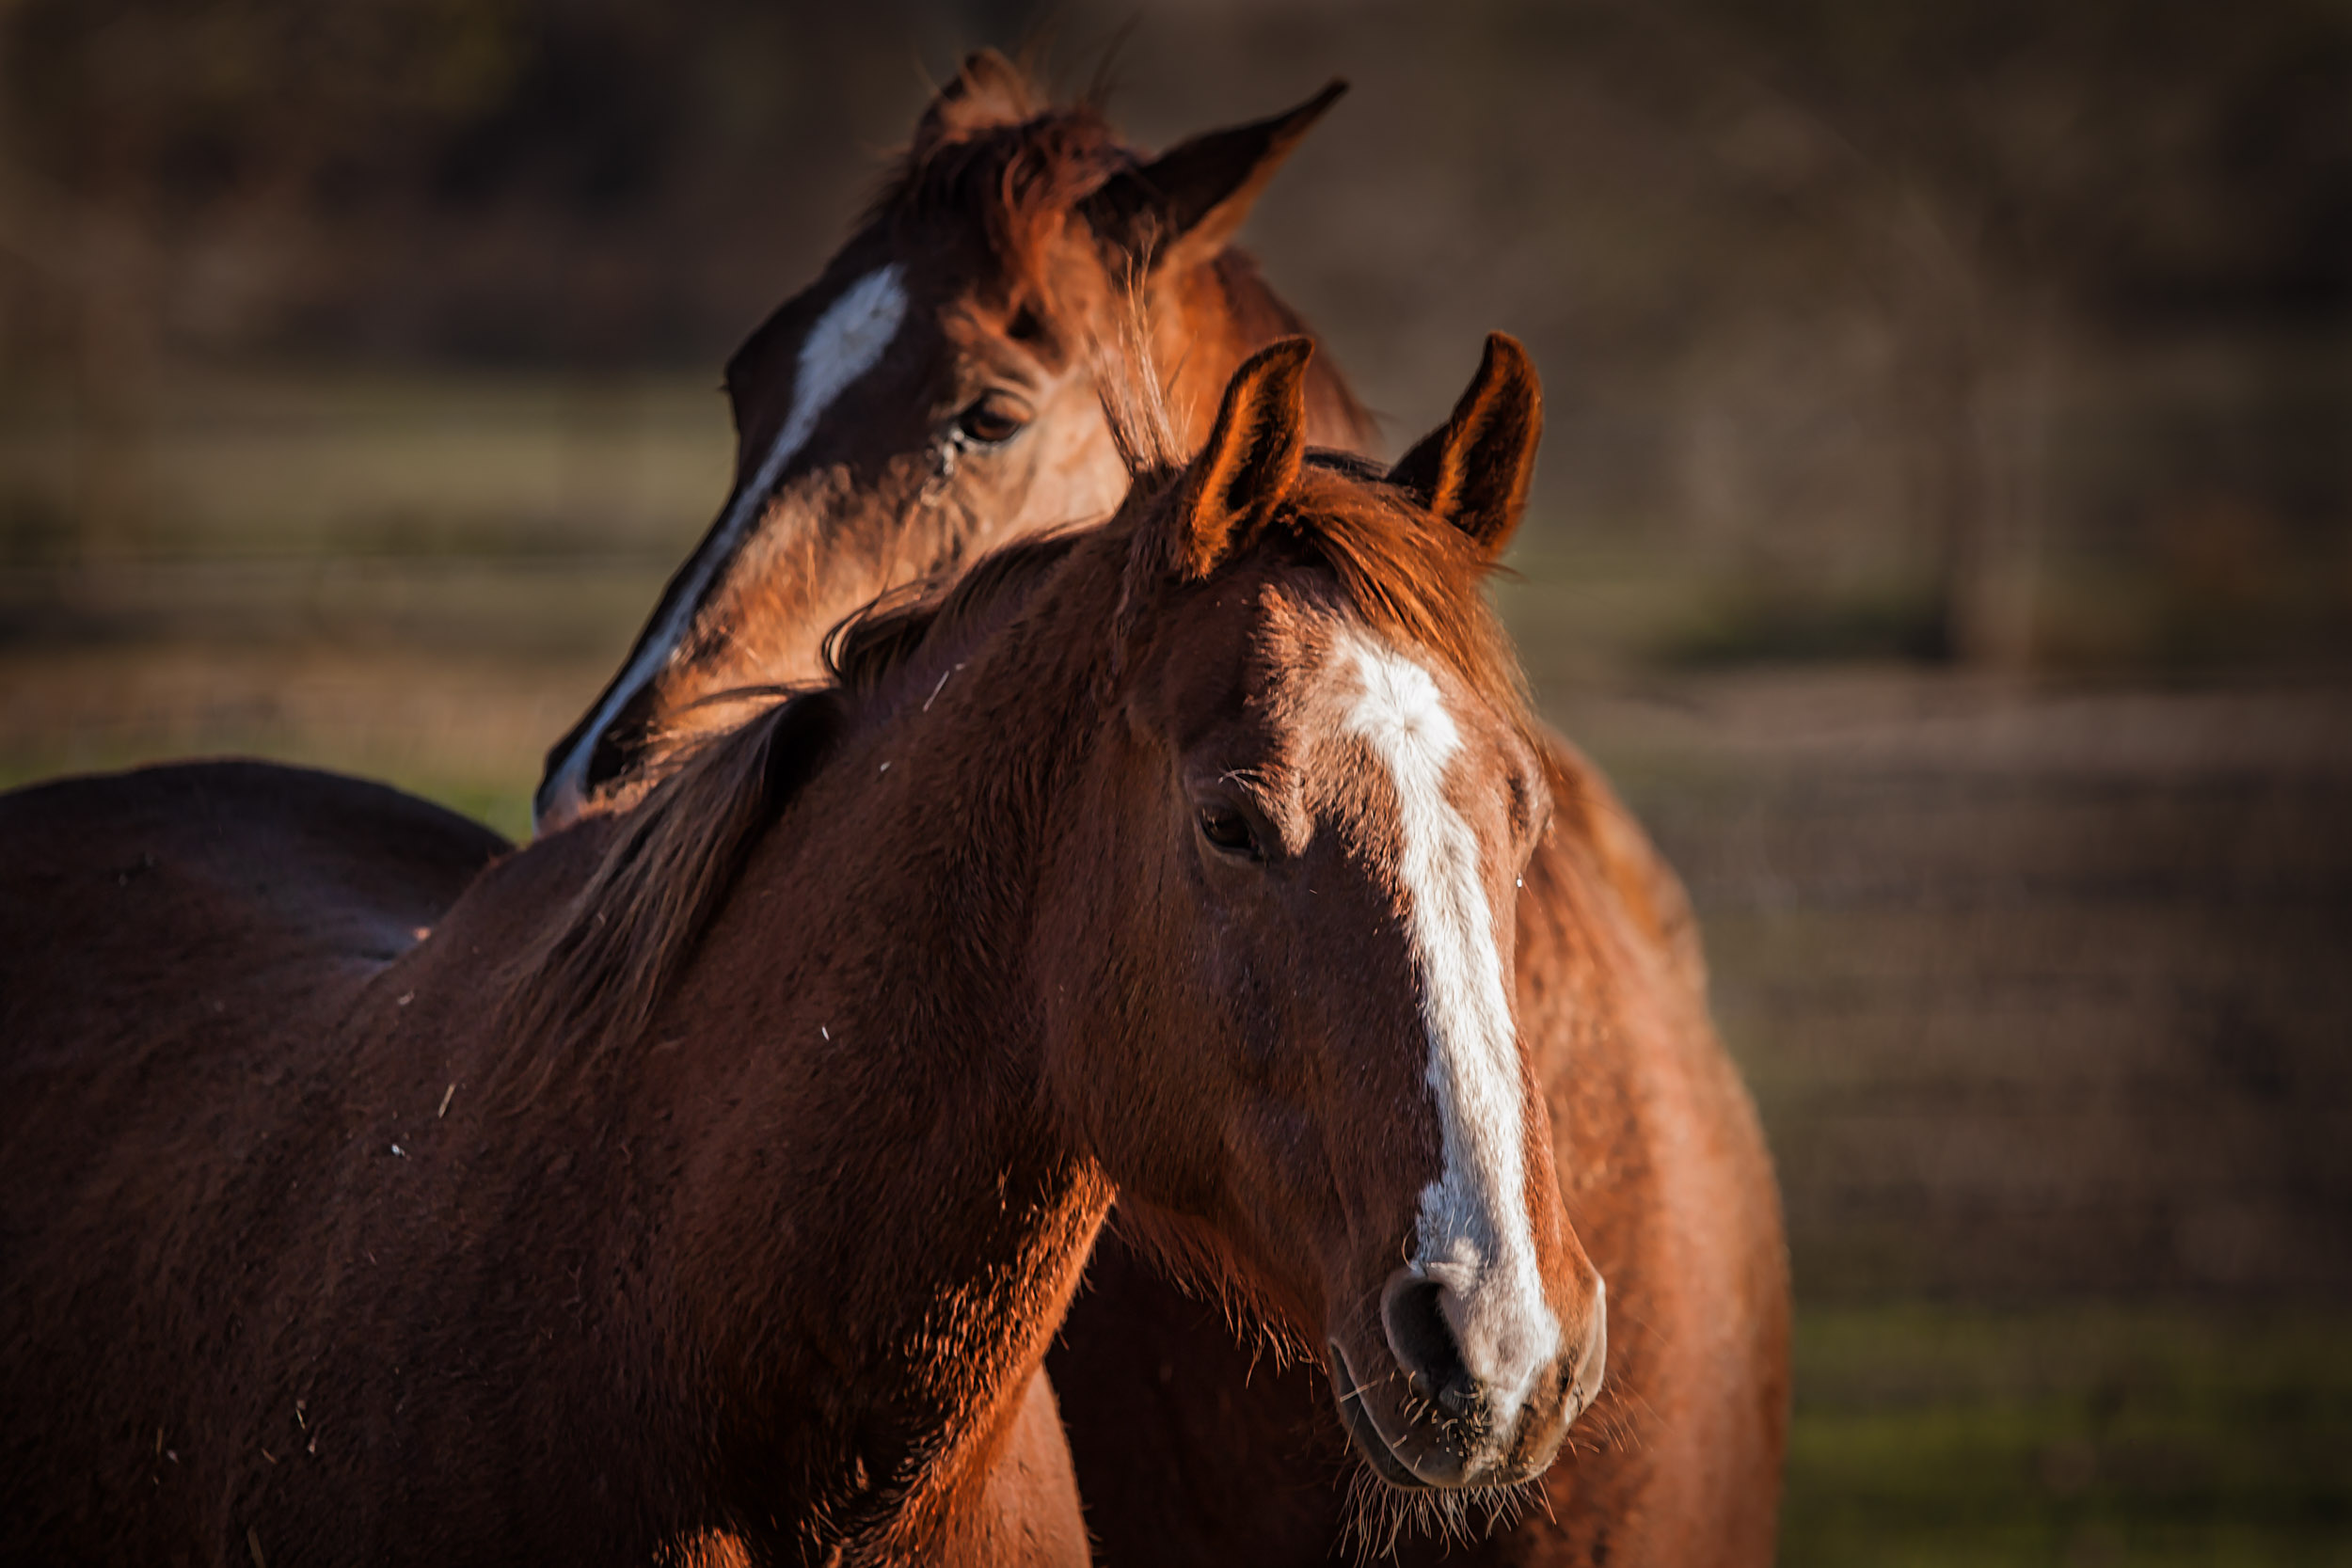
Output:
[0,761,505,1558]
[0,759,502,1054]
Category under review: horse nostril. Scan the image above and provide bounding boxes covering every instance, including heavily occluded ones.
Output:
[1380,1275,1479,1422]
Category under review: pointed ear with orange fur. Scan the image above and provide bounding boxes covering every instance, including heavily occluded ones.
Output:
[1082,81,1345,274]
[1162,337,1314,580]
[1388,334,1542,561]
[914,49,1040,157]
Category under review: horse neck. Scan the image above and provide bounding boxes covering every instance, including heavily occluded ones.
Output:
[621,562,1118,1543]
[685,479,934,696]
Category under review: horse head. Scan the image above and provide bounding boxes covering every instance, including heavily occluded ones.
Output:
[537,53,1368,829]
[1041,334,1606,1493]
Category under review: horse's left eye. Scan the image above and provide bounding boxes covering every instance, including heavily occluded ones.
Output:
[955,393,1028,446]
[1198,804,1260,860]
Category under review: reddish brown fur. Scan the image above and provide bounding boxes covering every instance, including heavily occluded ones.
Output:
[0,775,1097,1568]
[534,55,1372,825]
[0,358,1595,1565]
[536,57,1788,1566]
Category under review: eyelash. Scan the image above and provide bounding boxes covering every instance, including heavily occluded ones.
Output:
[954,395,1025,446]
[1197,804,1261,860]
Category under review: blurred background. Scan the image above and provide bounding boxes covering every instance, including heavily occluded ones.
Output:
[2,0,2346,1560]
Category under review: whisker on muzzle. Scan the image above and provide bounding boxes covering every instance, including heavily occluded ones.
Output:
[1340,1459,1534,1563]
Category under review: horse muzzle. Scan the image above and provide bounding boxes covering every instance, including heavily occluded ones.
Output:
[1327,1270,1606,1490]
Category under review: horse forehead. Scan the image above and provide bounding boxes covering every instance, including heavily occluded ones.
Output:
[947,238,1122,355]
[1205,604,1486,764]
[1342,637,1459,757]
[806,265,911,378]
[1317,628,1508,832]
[731,260,916,445]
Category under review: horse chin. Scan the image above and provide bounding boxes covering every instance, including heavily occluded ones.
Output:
[1325,1338,1439,1491]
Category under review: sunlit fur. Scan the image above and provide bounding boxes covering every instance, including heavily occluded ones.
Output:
[0,349,1579,1566]
[538,264,912,815]
[528,51,1791,1568]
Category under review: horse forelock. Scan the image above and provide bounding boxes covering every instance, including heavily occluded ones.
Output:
[870,99,1133,302]
[865,70,1371,446]
[1268,464,1535,745]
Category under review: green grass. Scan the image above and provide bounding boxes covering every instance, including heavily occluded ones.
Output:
[1785,1303,2352,1566]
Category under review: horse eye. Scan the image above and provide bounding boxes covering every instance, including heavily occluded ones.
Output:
[1197,804,1259,859]
[955,394,1027,446]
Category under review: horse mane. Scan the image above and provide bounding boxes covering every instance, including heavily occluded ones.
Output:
[488,537,1086,1099]
[824,530,1089,700]
[490,686,845,1103]
[492,451,1524,1101]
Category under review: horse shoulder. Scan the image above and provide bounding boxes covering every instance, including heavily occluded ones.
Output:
[0,762,515,1560]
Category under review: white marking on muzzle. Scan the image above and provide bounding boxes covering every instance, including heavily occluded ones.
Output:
[538,263,910,828]
[1343,632,1560,1424]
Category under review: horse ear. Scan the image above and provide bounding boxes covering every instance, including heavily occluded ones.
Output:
[1164,337,1314,579]
[1388,334,1543,561]
[914,50,1039,156]
[1082,81,1345,273]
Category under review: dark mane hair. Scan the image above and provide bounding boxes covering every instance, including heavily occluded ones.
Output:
[824,529,1089,701]
[489,685,845,1104]
[492,450,1523,1100]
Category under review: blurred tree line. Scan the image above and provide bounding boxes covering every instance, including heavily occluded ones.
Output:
[2,0,2345,668]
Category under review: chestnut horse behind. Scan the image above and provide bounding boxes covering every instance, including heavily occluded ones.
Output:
[0,341,1606,1564]
[533,55,1371,826]
[533,55,1789,1565]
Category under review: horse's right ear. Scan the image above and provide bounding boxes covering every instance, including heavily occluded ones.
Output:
[914,50,1039,157]
[1158,338,1313,580]
[1082,81,1345,274]
[1388,334,1543,562]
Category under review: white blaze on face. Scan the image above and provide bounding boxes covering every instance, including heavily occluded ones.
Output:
[1342,630,1560,1419]
[538,263,910,826]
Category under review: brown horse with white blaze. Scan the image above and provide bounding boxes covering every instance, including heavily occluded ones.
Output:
[533,56,1790,1565]
[0,341,1603,1564]
[534,54,1371,828]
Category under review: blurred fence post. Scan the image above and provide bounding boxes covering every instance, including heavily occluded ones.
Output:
[1896,189,2047,672]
